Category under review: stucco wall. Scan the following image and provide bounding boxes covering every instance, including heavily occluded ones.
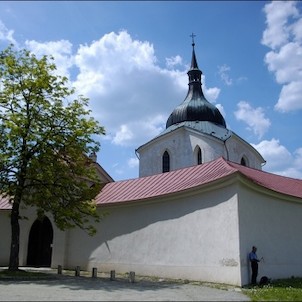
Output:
[0,206,65,268]
[64,182,243,285]
[138,128,227,177]
[238,183,302,285]
[138,128,264,177]
[225,135,264,170]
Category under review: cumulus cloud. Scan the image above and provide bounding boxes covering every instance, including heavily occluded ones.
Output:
[25,40,74,80]
[253,139,302,179]
[0,19,17,46]
[218,64,233,86]
[234,101,271,139]
[262,1,302,112]
[71,30,221,148]
[166,55,182,69]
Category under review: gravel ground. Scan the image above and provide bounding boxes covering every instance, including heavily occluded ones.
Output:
[0,268,250,301]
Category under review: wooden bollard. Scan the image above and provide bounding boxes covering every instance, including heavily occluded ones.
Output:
[129,271,135,283]
[75,266,80,277]
[110,270,115,281]
[92,267,97,278]
[57,265,62,275]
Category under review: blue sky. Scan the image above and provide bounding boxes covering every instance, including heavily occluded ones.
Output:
[0,1,302,181]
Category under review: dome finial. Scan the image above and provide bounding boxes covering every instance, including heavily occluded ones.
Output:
[190,32,196,47]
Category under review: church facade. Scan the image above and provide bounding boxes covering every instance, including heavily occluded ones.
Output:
[1,40,302,286]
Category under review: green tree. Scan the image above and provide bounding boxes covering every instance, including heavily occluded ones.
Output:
[0,45,106,271]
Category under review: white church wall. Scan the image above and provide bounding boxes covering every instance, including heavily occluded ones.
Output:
[0,205,66,268]
[139,127,264,178]
[237,183,302,285]
[225,135,264,170]
[64,181,244,286]
[139,128,226,177]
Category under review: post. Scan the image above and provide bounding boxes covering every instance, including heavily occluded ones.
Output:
[129,271,135,283]
[57,265,62,275]
[75,266,80,277]
[92,267,97,278]
[110,270,115,281]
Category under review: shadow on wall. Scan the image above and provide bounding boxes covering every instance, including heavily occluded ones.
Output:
[66,184,236,266]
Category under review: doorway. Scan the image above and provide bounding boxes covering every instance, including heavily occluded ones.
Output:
[27,216,53,267]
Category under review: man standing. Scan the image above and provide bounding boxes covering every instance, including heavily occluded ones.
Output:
[249,246,260,285]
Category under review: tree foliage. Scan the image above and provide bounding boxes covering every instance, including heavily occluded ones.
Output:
[0,45,106,269]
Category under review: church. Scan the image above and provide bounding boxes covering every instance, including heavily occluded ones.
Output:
[1,39,302,286]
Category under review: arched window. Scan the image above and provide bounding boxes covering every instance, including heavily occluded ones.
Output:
[197,147,202,165]
[241,157,247,166]
[162,151,170,173]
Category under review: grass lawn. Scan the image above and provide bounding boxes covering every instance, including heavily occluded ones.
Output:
[243,277,302,301]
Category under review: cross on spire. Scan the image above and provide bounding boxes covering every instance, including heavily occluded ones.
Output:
[190,33,196,46]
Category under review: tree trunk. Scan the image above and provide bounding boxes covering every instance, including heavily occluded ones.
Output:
[8,200,20,271]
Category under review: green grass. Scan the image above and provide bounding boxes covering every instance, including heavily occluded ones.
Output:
[243,277,302,301]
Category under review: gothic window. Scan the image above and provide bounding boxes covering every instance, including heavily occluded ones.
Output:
[197,147,202,165]
[241,157,247,166]
[162,151,170,173]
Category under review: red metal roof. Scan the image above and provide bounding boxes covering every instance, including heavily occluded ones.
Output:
[1,157,302,210]
[95,157,302,205]
[228,161,302,199]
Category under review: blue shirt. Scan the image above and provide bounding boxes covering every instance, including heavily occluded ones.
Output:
[249,251,259,262]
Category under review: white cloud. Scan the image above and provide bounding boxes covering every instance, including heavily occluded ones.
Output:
[202,75,220,102]
[276,81,302,112]
[127,157,139,169]
[262,1,299,50]
[71,30,220,148]
[234,101,271,139]
[253,139,302,179]
[262,1,302,113]
[218,64,233,86]
[166,55,182,69]
[25,40,74,80]
[0,19,17,46]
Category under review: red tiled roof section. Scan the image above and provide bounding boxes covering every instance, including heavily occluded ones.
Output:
[228,161,302,199]
[95,157,237,205]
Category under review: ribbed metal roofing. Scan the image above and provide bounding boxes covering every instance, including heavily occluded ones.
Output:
[228,161,302,198]
[1,157,302,210]
[94,157,302,206]
[95,157,236,205]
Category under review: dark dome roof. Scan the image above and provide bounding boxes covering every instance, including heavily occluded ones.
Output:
[166,41,226,129]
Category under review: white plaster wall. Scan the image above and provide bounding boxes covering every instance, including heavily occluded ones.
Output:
[138,128,226,177]
[225,135,264,169]
[0,205,66,268]
[138,128,264,177]
[64,182,243,286]
[238,184,302,285]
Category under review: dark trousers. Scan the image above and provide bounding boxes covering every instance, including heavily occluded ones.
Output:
[251,261,258,284]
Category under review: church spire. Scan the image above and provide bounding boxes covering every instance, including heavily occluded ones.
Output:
[188,33,202,85]
[190,33,199,70]
[165,35,226,129]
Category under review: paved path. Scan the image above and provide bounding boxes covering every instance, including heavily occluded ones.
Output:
[0,274,250,301]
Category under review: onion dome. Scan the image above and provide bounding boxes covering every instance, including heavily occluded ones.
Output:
[166,36,226,129]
